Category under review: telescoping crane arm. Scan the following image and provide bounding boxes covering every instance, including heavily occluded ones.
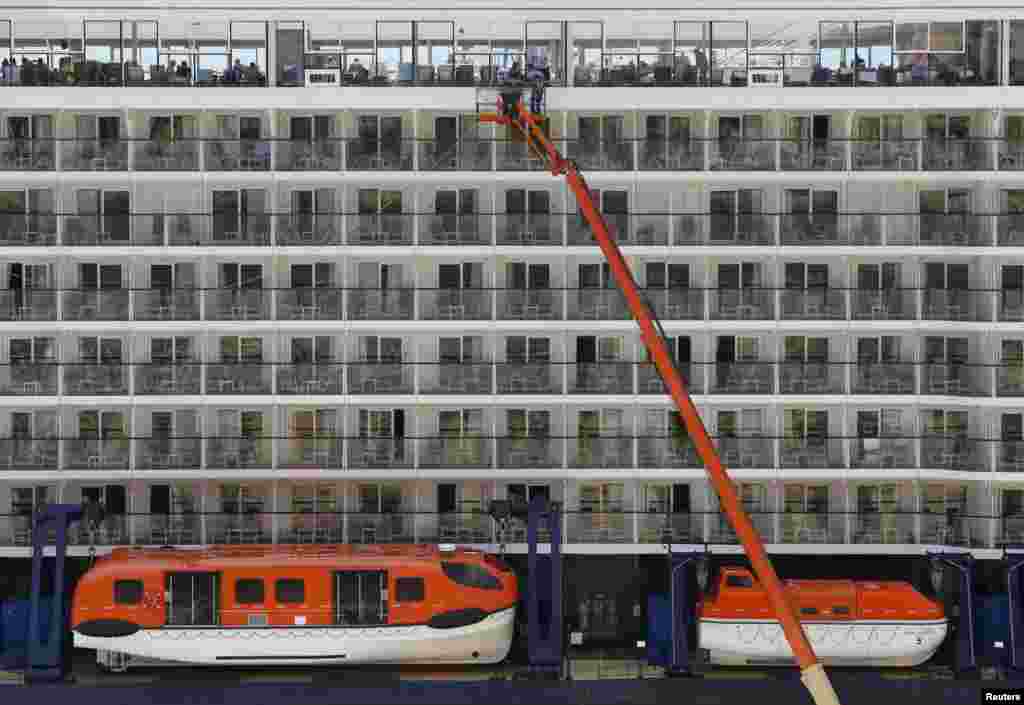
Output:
[480,96,841,705]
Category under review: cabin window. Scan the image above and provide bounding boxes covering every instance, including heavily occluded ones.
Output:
[395,577,425,603]
[114,579,143,605]
[441,562,501,590]
[725,574,754,588]
[275,578,305,604]
[801,607,819,615]
[235,578,265,605]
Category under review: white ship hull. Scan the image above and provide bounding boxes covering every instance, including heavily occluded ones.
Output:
[75,607,515,667]
[698,618,947,667]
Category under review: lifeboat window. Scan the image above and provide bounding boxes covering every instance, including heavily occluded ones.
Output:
[114,579,143,605]
[395,577,425,603]
[833,606,850,615]
[725,574,754,588]
[275,579,305,605]
[441,562,501,590]
[800,607,819,615]
[235,578,265,605]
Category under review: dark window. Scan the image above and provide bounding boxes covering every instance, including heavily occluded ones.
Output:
[441,562,501,590]
[235,578,265,605]
[114,579,144,605]
[725,574,754,588]
[832,605,850,614]
[275,578,305,604]
[395,577,425,602]
[800,607,819,615]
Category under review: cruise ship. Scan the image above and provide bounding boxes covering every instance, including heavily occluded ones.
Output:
[0,0,1020,647]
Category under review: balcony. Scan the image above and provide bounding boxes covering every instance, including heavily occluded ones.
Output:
[919,512,975,547]
[710,362,774,394]
[998,214,1024,246]
[780,140,845,171]
[275,139,342,171]
[133,289,201,321]
[209,217,271,246]
[710,288,775,320]
[921,437,987,472]
[276,363,345,395]
[278,435,345,469]
[61,291,132,323]
[275,214,343,245]
[637,362,703,394]
[204,139,271,171]
[570,362,634,394]
[852,363,916,394]
[207,513,271,544]
[133,140,200,171]
[346,289,414,320]
[780,289,847,320]
[62,140,128,171]
[709,139,775,171]
[135,437,202,469]
[344,362,411,394]
[205,437,273,469]
[849,437,915,468]
[779,513,845,544]
[418,289,492,320]
[851,140,919,171]
[999,440,1024,473]
[779,438,845,468]
[419,214,488,245]
[921,289,991,322]
[0,438,58,470]
[0,290,57,321]
[206,364,273,395]
[918,213,989,246]
[495,214,563,246]
[278,513,344,544]
[708,512,775,543]
[497,290,561,321]
[921,363,989,396]
[567,289,630,320]
[130,514,201,545]
[0,140,55,171]
[497,141,554,172]
[417,140,492,171]
[349,214,412,245]
[346,438,413,469]
[348,514,414,544]
[567,213,633,246]
[63,215,142,245]
[567,513,631,543]
[1000,291,1024,321]
[636,436,700,469]
[779,362,845,394]
[65,439,130,470]
[205,290,271,321]
[0,364,58,395]
[420,363,493,394]
[63,364,129,395]
[276,289,343,320]
[643,289,704,320]
[495,362,562,394]
[638,141,702,171]
[419,437,491,468]
[851,290,915,320]
[923,139,992,171]
[0,214,57,246]
[781,214,882,246]
[346,140,413,171]
[496,437,563,468]
[569,437,633,468]
[134,363,202,395]
[565,139,634,171]
[716,436,773,468]
[998,365,1024,396]
[852,514,916,545]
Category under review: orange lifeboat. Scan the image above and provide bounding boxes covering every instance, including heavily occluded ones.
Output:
[71,544,517,668]
[696,567,947,667]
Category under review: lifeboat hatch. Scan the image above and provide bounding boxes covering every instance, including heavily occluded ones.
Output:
[334,570,388,626]
[166,571,219,626]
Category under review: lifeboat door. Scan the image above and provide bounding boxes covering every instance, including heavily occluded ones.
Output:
[334,570,389,626]
[166,572,220,626]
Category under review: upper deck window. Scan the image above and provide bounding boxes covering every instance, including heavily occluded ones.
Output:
[114,579,144,605]
[441,562,501,590]
[725,573,754,588]
[235,578,265,605]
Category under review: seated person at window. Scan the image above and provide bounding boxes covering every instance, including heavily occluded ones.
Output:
[177,60,191,80]
[244,62,262,83]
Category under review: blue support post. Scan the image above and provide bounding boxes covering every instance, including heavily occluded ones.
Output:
[1004,550,1024,677]
[669,550,704,676]
[926,551,977,677]
[527,495,562,677]
[26,503,82,684]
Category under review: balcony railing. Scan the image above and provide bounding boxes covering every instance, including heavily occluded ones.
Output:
[345,362,413,394]
[850,437,916,468]
[709,362,775,394]
[780,214,882,246]
[922,139,992,171]
[709,289,775,319]
[134,140,200,171]
[497,290,561,321]
[62,140,128,171]
[346,141,413,171]
[0,290,58,321]
[346,289,415,320]
[419,214,487,245]
[569,436,634,467]
[204,139,271,171]
[276,363,345,395]
[921,289,992,322]
[851,290,916,320]
[495,214,563,245]
[135,437,202,469]
[565,139,635,171]
[852,362,916,394]
[418,289,492,320]
[205,290,272,321]
[0,364,58,395]
[780,140,846,171]
[205,364,273,395]
[779,438,846,468]
[0,140,55,171]
[496,437,565,468]
[276,289,344,320]
[134,363,203,395]
[63,364,129,395]
[920,436,987,472]
[851,139,919,171]
[709,139,776,170]
[495,362,563,394]
[349,214,412,245]
[567,289,631,320]
[62,290,130,320]
[65,438,130,469]
[419,363,494,394]
[569,362,635,394]
[779,362,845,394]
[417,140,492,171]
[274,214,343,245]
[780,289,848,319]
[275,140,343,171]
[278,435,345,469]
[637,362,703,394]
[206,437,274,469]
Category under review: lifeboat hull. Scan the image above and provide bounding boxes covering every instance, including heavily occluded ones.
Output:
[698,618,948,667]
[74,607,515,666]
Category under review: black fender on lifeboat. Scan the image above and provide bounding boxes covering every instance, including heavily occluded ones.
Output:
[428,608,488,629]
[74,619,143,638]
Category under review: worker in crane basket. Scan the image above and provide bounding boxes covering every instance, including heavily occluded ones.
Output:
[499,88,522,119]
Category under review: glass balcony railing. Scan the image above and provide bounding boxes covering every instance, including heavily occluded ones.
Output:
[60,289,131,321]
[205,437,274,469]
[779,289,848,320]
[418,289,492,320]
[274,214,343,245]
[780,140,846,171]
[275,288,343,320]
[566,289,631,320]
[778,362,846,394]
[345,362,413,394]
[135,437,203,469]
[133,140,200,171]
[495,362,563,394]
[419,363,494,394]
[852,362,917,394]
[921,289,992,322]
[204,139,271,171]
[0,290,58,321]
[348,214,412,245]
[922,139,993,171]
[62,140,128,171]
[275,140,343,171]
[494,214,564,245]
[0,364,58,395]
[569,362,635,394]
[346,141,413,171]
[205,364,274,395]
[346,289,415,320]
[779,438,846,468]
[709,289,775,320]
[709,362,775,394]
[205,290,271,321]
[419,214,487,245]
[496,437,565,468]
[0,140,55,171]
[275,363,345,395]
[134,363,203,395]
[63,364,129,395]
[417,140,492,171]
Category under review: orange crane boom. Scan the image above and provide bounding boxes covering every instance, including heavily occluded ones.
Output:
[481,95,841,705]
